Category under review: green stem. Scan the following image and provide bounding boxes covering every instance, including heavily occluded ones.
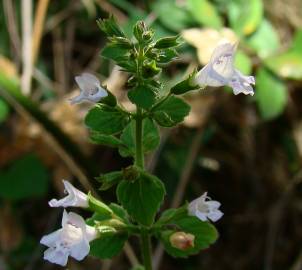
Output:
[135,107,153,269]
[140,228,153,270]
[135,107,144,169]
[135,42,152,270]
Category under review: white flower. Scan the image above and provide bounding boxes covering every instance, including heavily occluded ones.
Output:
[195,43,255,96]
[40,210,97,266]
[49,180,89,208]
[188,192,223,222]
[70,72,108,104]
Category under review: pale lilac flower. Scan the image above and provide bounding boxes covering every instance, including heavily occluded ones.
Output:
[188,192,223,222]
[49,180,89,208]
[40,210,97,266]
[195,43,255,96]
[70,73,108,104]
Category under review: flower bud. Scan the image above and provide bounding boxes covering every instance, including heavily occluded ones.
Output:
[122,165,140,182]
[142,60,161,78]
[133,21,154,43]
[169,232,195,250]
[133,21,147,43]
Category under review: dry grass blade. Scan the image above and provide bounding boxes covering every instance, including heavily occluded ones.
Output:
[32,0,50,65]
[3,0,21,67]
[52,27,67,94]
[21,0,33,95]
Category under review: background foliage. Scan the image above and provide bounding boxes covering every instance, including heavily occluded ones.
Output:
[0,0,302,269]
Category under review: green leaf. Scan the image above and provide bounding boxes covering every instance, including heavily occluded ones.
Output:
[263,30,302,79]
[96,171,123,190]
[170,70,199,95]
[255,68,287,120]
[120,118,160,156]
[265,51,302,80]
[90,232,128,259]
[156,206,188,226]
[152,0,194,32]
[292,30,302,53]
[160,215,218,258]
[157,48,178,64]
[99,89,117,107]
[96,16,125,37]
[89,132,123,148]
[234,50,252,74]
[246,19,280,59]
[85,105,130,135]
[117,172,165,226]
[128,85,157,109]
[109,203,130,225]
[152,96,190,127]
[108,36,132,49]
[228,0,263,36]
[154,36,180,49]
[0,154,48,200]
[0,98,9,124]
[187,0,223,29]
[101,43,130,62]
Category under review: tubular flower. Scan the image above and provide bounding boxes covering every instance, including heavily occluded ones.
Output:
[188,192,223,222]
[49,180,89,208]
[40,210,97,266]
[70,72,108,104]
[195,43,255,96]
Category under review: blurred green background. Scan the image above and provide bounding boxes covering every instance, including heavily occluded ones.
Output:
[1,0,302,269]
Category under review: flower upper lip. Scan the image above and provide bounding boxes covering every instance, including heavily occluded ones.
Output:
[48,180,89,208]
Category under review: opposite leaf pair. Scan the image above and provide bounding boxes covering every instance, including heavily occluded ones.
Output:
[40,180,224,266]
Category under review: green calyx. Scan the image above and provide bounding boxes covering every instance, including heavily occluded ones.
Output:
[88,192,113,217]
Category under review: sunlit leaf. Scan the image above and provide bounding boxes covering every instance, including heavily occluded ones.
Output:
[228,0,263,36]
[152,0,194,32]
[247,19,280,58]
[265,51,302,80]
[187,0,223,29]
[264,30,302,79]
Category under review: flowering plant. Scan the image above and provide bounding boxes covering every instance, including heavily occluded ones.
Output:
[40,17,254,269]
